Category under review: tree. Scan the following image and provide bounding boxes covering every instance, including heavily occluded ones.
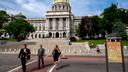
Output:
[78,16,103,39]
[102,4,128,34]
[0,10,9,29]
[0,10,9,36]
[102,4,118,34]
[79,16,93,39]
[76,24,80,36]
[4,19,35,41]
[92,16,104,36]
[112,19,127,39]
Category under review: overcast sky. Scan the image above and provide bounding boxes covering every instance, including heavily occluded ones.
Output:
[0,0,128,18]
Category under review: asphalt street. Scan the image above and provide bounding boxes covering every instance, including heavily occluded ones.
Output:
[0,54,21,72]
[0,54,35,72]
[54,58,128,72]
[55,62,128,72]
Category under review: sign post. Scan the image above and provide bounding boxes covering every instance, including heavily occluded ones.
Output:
[106,37,125,72]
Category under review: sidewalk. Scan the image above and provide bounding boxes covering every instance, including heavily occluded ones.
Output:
[14,56,54,72]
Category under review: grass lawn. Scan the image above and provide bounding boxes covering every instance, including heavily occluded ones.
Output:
[122,40,128,46]
[75,39,128,48]
[0,38,17,42]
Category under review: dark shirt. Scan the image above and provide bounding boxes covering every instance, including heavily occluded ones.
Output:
[38,48,45,57]
[53,49,61,56]
[18,48,31,60]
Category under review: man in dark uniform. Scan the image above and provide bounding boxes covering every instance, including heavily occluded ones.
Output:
[18,44,31,72]
[38,45,45,69]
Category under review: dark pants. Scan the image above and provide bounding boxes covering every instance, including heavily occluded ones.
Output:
[38,56,44,69]
[21,59,27,72]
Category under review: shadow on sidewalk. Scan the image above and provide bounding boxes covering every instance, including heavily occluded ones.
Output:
[32,63,54,72]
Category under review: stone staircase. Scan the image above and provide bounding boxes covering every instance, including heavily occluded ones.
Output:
[23,38,89,55]
[1,38,127,56]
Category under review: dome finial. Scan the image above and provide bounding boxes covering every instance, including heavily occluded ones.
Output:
[53,0,69,4]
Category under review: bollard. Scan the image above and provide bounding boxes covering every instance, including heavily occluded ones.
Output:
[9,49,12,52]
[5,49,7,52]
[14,49,16,52]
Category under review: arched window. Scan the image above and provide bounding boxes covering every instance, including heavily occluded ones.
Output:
[56,32,59,38]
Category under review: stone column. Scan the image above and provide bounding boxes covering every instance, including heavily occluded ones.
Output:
[66,18,69,30]
[60,32,62,38]
[62,32,63,38]
[41,23,43,31]
[51,32,53,38]
[59,32,60,38]
[33,33,35,39]
[54,32,56,38]
[53,18,56,30]
[60,18,63,30]
[37,24,39,31]
[66,32,69,38]
[46,18,49,30]
[37,33,39,38]
[57,5,59,10]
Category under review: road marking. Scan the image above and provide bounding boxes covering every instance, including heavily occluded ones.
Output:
[48,65,56,72]
[8,60,37,72]
[48,57,62,72]
[8,56,48,72]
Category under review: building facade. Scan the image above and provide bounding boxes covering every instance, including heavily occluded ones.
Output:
[27,0,82,39]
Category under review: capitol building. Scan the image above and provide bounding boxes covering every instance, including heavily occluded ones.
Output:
[26,0,82,39]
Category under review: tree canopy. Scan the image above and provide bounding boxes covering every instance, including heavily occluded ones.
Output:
[0,10,9,29]
[112,19,127,39]
[4,19,35,40]
[78,16,103,39]
[78,3,128,40]
[102,3,128,34]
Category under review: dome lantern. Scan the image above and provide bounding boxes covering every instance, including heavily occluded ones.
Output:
[53,0,69,4]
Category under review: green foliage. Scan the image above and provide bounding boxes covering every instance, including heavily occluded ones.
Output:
[75,39,106,48]
[0,10,9,29]
[79,16,94,39]
[78,16,103,39]
[0,38,17,42]
[102,3,128,34]
[0,10,9,36]
[70,37,77,42]
[4,19,35,40]
[112,19,127,39]
[75,39,128,48]
[102,4,118,34]
[78,3,128,40]
[76,24,80,36]
[122,40,128,46]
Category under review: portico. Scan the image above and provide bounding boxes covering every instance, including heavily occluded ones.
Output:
[26,0,80,39]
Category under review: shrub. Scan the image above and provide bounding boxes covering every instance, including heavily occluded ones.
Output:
[70,37,76,42]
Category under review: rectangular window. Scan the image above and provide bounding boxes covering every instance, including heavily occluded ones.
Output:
[43,26,45,30]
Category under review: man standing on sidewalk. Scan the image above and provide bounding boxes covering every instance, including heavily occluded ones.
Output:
[18,44,31,72]
[38,45,45,69]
